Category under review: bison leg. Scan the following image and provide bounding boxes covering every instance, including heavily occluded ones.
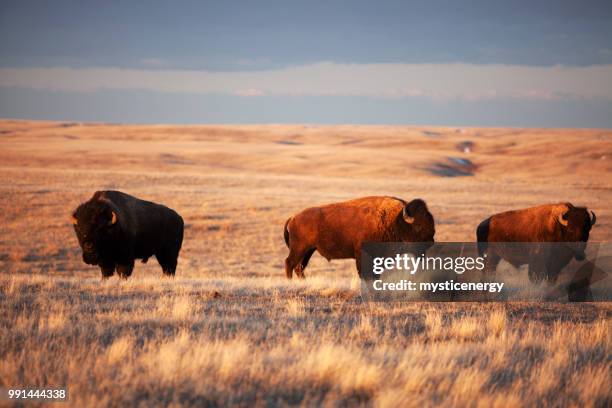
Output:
[285,254,299,279]
[294,248,316,279]
[527,266,545,284]
[116,261,134,279]
[159,258,177,277]
[354,248,372,281]
[545,254,572,285]
[285,259,293,279]
[355,258,363,279]
[545,266,562,284]
[354,248,362,278]
[285,247,307,279]
[354,250,375,281]
[567,260,595,302]
[527,257,547,284]
[163,262,177,277]
[286,247,316,279]
[294,264,305,279]
[100,263,115,279]
[156,248,178,277]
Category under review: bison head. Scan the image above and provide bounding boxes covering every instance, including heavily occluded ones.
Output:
[71,198,118,265]
[556,204,596,261]
[402,198,436,253]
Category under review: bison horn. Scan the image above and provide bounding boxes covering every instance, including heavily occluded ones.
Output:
[109,211,117,225]
[402,206,415,224]
[590,211,596,226]
[71,213,78,225]
[557,212,569,227]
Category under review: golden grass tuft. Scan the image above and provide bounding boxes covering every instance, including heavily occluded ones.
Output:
[171,297,194,320]
[285,296,306,316]
[487,308,507,338]
[43,310,67,331]
[106,336,134,365]
[451,316,484,341]
[424,309,444,340]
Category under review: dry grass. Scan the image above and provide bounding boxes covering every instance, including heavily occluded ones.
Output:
[0,275,610,406]
[0,120,611,406]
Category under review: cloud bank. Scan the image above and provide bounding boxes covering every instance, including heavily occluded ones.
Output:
[1,63,612,101]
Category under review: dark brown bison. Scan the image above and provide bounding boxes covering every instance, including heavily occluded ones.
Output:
[283,196,435,279]
[477,202,596,284]
[71,190,184,279]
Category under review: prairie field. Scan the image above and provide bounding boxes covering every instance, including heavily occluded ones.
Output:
[0,119,611,406]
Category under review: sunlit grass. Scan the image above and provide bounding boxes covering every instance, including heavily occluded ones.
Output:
[0,274,609,406]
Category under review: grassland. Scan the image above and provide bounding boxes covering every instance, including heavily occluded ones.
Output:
[0,120,611,406]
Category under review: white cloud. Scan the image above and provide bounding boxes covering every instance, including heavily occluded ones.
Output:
[1,62,611,101]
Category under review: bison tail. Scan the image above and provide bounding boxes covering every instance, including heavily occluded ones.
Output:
[283,217,291,248]
[476,217,491,257]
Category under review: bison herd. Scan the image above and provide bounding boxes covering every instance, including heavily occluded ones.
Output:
[71,190,597,289]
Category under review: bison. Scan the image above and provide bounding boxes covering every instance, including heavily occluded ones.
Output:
[477,202,596,284]
[71,190,184,279]
[283,196,435,279]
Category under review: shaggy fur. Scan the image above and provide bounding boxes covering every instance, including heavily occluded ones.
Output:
[477,202,596,285]
[283,196,435,279]
[72,190,184,279]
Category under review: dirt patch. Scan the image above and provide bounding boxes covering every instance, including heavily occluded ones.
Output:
[422,130,443,138]
[425,157,478,177]
[158,153,194,165]
[276,140,303,145]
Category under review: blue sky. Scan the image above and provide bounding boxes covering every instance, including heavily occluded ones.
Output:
[1,0,611,126]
